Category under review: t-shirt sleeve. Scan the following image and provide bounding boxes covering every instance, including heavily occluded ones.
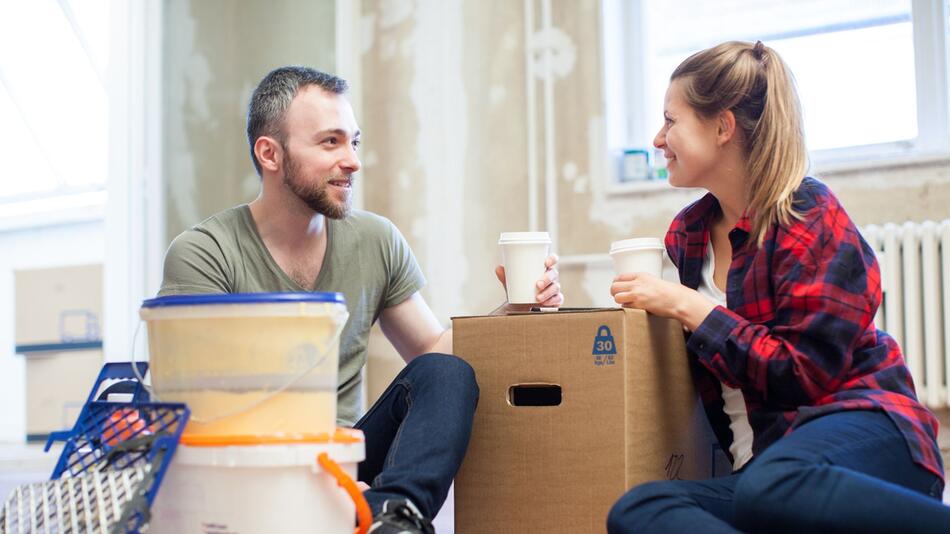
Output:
[382,221,426,309]
[158,230,232,296]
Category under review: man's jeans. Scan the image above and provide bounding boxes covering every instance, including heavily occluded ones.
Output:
[354,353,479,519]
[607,410,949,533]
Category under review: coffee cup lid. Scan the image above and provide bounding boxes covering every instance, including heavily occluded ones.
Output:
[499,231,552,245]
[609,237,664,255]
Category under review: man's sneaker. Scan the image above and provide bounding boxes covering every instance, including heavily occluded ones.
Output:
[367,499,435,534]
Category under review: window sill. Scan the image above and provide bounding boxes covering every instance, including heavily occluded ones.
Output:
[604,147,950,196]
[605,179,675,196]
[811,147,950,176]
[0,190,106,233]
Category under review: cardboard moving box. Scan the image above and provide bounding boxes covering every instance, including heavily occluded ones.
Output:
[15,264,104,442]
[452,308,727,534]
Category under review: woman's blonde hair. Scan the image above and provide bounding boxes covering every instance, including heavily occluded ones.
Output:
[671,41,808,246]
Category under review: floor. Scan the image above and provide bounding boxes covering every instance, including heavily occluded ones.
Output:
[0,442,945,533]
[0,442,60,507]
[0,441,457,531]
[432,483,455,533]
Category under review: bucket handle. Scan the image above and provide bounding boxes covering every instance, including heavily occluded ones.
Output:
[317,452,372,534]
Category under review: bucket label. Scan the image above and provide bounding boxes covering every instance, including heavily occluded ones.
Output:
[592,325,617,366]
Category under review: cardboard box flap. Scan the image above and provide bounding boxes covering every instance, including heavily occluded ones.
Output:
[450,307,619,320]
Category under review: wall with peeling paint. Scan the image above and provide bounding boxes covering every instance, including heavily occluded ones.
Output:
[357,0,950,317]
[162,0,336,240]
[157,1,950,312]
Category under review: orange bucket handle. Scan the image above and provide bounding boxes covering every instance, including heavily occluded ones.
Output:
[317,452,372,534]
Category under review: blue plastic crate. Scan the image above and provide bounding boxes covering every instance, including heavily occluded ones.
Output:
[1,362,189,533]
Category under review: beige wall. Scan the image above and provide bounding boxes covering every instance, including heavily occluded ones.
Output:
[156,0,950,326]
[162,0,336,240]
[160,0,950,311]
[360,0,535,322]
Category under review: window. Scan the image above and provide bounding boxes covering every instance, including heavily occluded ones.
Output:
[604,0,950,184]
[0,0,110,222]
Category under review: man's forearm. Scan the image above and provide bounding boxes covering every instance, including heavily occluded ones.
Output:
[424,327,453,355]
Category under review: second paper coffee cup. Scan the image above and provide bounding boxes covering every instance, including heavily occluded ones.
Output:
[610,238,664,277]
[499,232,551,304]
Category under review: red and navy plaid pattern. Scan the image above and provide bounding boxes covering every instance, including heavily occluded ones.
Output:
[666,177,943,479]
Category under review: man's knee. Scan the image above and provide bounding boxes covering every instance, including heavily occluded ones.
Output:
[408,353,479,399]
[607,481,674,534]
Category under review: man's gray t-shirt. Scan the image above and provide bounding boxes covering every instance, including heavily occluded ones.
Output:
[158,205,425,425]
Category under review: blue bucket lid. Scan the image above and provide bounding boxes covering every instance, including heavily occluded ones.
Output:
[141,292,346,308]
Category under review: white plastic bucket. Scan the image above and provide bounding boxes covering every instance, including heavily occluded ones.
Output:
[139,293,349,437]
[150,429,369,534]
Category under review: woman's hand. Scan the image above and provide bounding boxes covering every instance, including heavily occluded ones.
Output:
[610,272,716,331]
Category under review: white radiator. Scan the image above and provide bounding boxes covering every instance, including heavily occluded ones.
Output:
[863,221,950,409]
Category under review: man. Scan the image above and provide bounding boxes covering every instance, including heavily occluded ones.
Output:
[159,66,563,533]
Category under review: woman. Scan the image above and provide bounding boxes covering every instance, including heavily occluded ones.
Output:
[607,41,949,533]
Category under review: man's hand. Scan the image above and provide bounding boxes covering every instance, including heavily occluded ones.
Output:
[495,254,564,310]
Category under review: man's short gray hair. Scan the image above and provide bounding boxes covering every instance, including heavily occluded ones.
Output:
[246,66,348,175]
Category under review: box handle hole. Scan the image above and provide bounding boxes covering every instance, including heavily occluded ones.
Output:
[507,384,562,406]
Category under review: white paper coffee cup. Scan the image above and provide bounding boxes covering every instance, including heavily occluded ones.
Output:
[499,232,551,304]
[610,238,664,277]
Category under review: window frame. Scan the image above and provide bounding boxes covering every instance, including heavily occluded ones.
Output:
[0,0,110,231]
[602,0,950,193]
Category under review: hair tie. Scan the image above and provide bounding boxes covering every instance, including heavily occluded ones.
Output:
[752,40,766,60]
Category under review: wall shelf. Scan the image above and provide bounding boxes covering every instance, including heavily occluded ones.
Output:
[15,341,103,355]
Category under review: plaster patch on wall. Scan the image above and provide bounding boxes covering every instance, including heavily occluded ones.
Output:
[378,0,414,28]
[820,167,950,225]
[822,168,949,191]
[237,81,255,119]
[166,0,213,230]
[580,261,616,308]
[410,217,426,243]
[185,67,213,124]
[563,162,578,180]
[401,38,414,58]
[407,0,469,320]
[529,26,576,80]
[489,85,506,106]
[573,177,589,193]
[241,173,260,200]
[397,170,411,189]
[584,115,634,232]
[561,161,588,194]
[380,35,397,60]
[362,149,380,169]
[361,14,377,55]
[502,30,518,51]
[237,83,257,202]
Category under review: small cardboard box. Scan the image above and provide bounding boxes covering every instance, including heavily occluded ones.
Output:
[15,264,103,346]
[451,308,727,534]
[24,350,103,440]
[15,265,104,441]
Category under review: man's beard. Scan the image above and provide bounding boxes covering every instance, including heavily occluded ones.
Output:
[281,150,352,220]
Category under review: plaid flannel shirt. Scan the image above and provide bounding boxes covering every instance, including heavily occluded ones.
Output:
[666,177,943,479]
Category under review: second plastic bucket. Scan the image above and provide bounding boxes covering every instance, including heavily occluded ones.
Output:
[139,292,349,437]
[149,429,370,534]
